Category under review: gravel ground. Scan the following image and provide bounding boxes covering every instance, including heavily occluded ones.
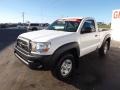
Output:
[0,29,120,90]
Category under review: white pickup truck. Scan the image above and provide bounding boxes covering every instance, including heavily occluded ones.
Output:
[14,17,111,80]
[27,23,49,31]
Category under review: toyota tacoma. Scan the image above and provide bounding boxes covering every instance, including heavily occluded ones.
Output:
[14,17,111,80]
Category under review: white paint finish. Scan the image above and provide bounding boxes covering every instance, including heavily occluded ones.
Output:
[47,32,78,55]
[19,30,74,42]
[98,30,111,47]
[79,32,100,56]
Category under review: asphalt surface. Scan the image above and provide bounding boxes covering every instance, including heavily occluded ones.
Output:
[0,28,120,90]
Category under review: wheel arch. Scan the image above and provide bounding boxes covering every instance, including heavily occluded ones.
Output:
[32,27,38,30]
[52,42,80,67]
[101,34,111,49]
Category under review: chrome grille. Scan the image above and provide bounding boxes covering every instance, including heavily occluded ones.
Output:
[17,38,30,52]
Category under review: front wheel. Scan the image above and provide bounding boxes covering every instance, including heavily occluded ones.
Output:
[51,53,76,81]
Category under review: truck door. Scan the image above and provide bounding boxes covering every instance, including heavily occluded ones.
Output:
[80,20,100,56]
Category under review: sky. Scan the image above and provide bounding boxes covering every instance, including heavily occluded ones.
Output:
[0,0,119,23]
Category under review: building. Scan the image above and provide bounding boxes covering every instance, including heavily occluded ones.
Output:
[111,9,120,41]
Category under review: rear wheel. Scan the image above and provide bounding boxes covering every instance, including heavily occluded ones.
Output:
[52,53,76,81]
[32,27,37,31]
[99,41,109,56]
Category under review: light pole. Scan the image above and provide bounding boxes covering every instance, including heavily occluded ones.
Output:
[22,12,24,24]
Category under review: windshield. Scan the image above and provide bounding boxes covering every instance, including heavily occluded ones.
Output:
[47,19,81,32]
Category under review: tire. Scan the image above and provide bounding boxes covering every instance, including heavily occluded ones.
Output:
[99,40,109,56]
[51,53,76,81]
[32,28,37,31]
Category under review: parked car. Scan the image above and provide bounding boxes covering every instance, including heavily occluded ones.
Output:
[17,24,28,29]
[27,23,49,31]
[14,17,111,80]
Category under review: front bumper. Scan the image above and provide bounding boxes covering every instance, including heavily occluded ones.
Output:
[14,47,53,69]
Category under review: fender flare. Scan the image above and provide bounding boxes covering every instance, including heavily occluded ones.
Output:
[103,34,111,43]
[101,34,111,48]
[51,42,80,65]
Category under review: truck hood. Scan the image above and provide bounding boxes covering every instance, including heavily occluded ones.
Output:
[19,30,74,42]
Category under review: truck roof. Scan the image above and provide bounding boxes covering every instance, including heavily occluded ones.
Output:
[61,17,94,20]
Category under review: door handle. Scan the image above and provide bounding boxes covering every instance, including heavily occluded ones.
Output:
[95,35,98,37]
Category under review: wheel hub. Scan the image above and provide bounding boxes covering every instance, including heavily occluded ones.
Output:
[60,59,72,77]
[104,42,108,54]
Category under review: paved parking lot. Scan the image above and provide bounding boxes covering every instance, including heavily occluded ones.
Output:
[0,29,120,90]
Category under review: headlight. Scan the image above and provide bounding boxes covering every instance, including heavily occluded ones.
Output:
[31,42,51,53]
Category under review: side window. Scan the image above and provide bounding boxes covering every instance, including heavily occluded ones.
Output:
[81,20,96,34]
[88,20,96,32]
